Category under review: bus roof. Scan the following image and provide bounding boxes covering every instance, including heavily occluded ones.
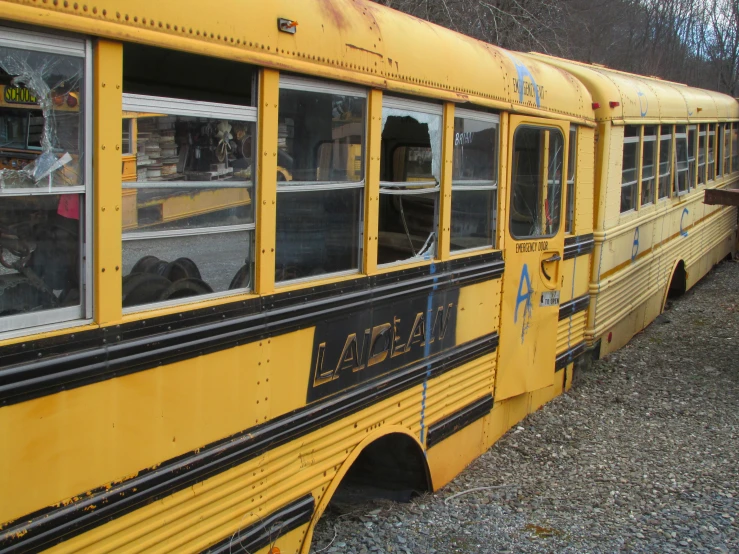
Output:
[0,0,594,124]
[524,52,739,124]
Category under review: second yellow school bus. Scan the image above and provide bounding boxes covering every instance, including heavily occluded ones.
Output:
[0,1,736,553]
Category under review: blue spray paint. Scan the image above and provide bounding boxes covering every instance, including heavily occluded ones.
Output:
[631,227,640,262]
[418,263,438,448]
[637,90,648,117]
[506,53,541,108]
[515,263,534,343]
[680,208,689,237]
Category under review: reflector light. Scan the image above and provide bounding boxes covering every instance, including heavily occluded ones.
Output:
[609,101,620,108]
[592,102,600,109]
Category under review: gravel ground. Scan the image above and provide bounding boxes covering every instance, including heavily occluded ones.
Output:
[310,259,739,553]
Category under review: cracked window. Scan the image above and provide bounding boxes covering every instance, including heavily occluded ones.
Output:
[510,126,564,237]
[0,33,87,332]
[378,99,441,265]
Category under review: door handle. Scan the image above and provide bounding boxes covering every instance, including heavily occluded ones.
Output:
[542,254,561,263]
[540,254,561,280]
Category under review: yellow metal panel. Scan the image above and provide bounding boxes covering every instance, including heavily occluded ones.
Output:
[427,418,485,489]
[363,89,382,275]
[256,69,279,294]
[0,330,312,525]
[455,280,500,344]
[575,126,595,235]
[438,102,455,261]
[93,40,123,324]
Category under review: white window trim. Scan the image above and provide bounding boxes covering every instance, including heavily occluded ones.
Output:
[383,96,443,116]
[453,107,500,124]
[122,93,257,122]
[279,75,367,98]
[0,25,85,56]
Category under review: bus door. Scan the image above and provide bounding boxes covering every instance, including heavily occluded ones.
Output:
[496,117,568,400]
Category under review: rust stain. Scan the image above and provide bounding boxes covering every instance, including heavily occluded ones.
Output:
[317,0,349,30]
[346,43,383,59]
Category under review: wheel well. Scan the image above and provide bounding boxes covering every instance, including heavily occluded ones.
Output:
[331,433,431,504]
[668,260,687,299]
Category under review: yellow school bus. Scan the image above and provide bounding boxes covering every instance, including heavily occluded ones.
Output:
[0,1,736,553]
[525,53,739,355]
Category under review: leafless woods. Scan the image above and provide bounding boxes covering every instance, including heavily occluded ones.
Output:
[373,0,739,95]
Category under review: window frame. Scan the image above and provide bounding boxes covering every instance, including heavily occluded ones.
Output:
[0,27,93,336]
[687,124,697,189]
[674,125,690,197]
[449,107,500,253]
[120,92,258,312]
[707,125,716,181]
[620,129,640,214]
[657,125,673,200]
[509,124,566,239]
[640,126,657,207]
[724,124,732,176]
[275,75,367,285]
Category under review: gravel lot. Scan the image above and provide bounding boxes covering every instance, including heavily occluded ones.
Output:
[310,259,739,553]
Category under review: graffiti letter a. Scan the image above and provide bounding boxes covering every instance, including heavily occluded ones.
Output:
[515,264,534,324]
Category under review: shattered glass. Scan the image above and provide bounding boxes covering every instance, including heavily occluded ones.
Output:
[0,43,85,327]
[0,46,83,190]
[510,127,563,238]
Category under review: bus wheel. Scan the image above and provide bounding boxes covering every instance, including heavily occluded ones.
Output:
[229,263,252,289]
[170,258,202,280]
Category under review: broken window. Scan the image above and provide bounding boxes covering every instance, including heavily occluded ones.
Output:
[658,125,672,199]
[510,126,564,237]
[120,46,257,309]
[641,126,656,206]
[0,28,89,333]
[275,76,365,283]
[450,109,499,252]
[378,97,442,265]
[674,125,689,196]
[620,126,639,213]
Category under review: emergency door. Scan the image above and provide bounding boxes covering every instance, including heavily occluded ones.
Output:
[496,117,568,401]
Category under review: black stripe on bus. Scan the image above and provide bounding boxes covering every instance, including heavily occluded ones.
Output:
[0,332,499,553]
[563,233,595,260]
[555,341,587,370]
[426,394,494,449]
[558,294,590,321]
[203,495,315,554]
[0,252,504,407]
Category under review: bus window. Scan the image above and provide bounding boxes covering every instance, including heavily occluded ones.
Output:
[698,125,706,185]
[450,109,499,251]
[716,124,723,178]
[378,98,442,265]
[565,126,576,233]
[120,46,258,308]
[641,126,656,206]
[620,125,639,213]
[674,125,689,196]
[658,125,672,199]
[733,123,738,172]
[687,125,696,189]
[724,124,731,176]
[275,77,365,283]
[707,125,715,181]
[510,126,564,237]
[0,30,88,333]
